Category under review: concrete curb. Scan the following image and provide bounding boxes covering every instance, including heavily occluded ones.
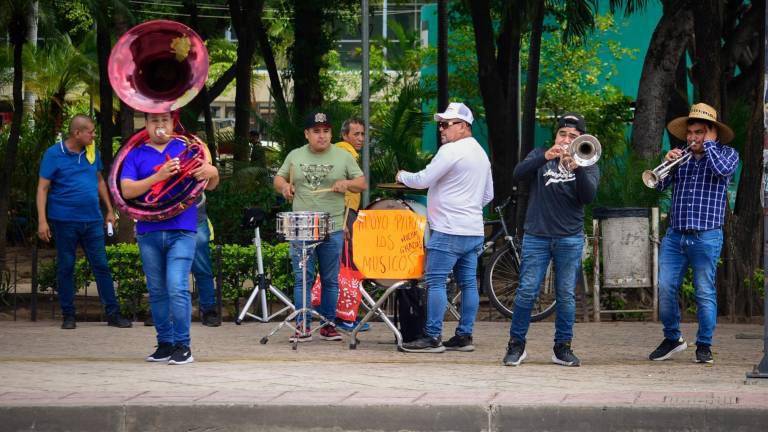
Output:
[2,404,768,432]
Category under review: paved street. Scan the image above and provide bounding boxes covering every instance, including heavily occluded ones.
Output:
[0,320,766,431]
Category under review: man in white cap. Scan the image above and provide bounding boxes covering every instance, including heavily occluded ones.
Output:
[396,102,494,353]
[648,102,739,364]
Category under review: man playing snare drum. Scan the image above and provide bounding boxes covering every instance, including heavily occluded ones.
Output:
[396,102,494,353]
[273,111,367,343]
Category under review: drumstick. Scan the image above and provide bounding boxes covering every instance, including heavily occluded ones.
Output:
[288,164,294,187]
[310,188,334,194]
[287,164,294,202]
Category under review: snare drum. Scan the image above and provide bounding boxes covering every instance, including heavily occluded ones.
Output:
[276,211,333,241]
[362,198,429,286]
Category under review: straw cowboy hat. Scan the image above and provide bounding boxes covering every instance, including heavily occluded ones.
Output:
[666,102,735,144]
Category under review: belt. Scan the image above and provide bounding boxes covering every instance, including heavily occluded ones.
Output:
[674,228,717,235]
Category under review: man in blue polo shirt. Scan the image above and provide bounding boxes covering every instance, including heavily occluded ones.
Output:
[37,114,132,330]
[120,111,218,365]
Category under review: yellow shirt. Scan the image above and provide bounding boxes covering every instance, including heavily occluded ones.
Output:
[335,141,361,210]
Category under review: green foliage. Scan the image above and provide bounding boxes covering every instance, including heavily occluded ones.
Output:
[36,241,294,318]
[206,166,277,245]
[206,38,237,92]
[744,268,765,300]
[369,83,433,187]
[680,268,696,315]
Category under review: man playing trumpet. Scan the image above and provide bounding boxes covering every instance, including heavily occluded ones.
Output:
[648,103,739,364]
[503,113,599,367]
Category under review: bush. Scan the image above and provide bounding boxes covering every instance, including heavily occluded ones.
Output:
[37,241,294,318]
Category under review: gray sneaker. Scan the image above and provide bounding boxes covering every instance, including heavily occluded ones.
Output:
[443,335,475,352]
[552,342,581,367]
[401,336,446,353]
[503,339,527,366]
[695,344,714,364]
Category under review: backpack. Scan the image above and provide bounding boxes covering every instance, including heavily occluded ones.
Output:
[393,282,427,343]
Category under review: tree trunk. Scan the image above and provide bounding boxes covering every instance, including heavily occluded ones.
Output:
[721,0,764,320]
[516,0,544,232]
[631,1,693,159]
[115,101,136,243]
[691,0,724,112]
[253,4,289,123]
[665,47,691,148]
[292,0,326,117]
[185,0,217,163]
[229,0,259,162]
[437,0,449,115]
[467,0,521,225]
[0,40,25,270]
[96,19,115,172]
[184,64,237,122]
[23,1,38,114]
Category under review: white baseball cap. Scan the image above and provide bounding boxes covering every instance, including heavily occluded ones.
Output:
[434,102,474,125]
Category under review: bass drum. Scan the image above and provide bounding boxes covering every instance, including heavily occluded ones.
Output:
[363,198,429,287]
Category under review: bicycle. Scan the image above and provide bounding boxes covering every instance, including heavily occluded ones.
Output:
[447,196,556,322]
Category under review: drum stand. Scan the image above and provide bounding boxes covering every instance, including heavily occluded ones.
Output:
[260,240,333,350]
[235,226,295,324]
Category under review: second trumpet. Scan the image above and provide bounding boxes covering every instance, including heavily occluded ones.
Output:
[642,144,692,188]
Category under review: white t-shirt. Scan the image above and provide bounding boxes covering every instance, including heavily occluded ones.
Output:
[398,136,493,236]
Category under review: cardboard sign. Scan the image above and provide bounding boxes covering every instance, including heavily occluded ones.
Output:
[352,209,427,280]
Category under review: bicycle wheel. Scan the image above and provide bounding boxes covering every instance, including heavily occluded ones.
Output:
[484,244,557,321]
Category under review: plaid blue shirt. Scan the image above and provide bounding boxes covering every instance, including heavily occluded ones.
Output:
[656,140,739,231]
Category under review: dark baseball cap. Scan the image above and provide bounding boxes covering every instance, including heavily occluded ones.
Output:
[304,111,332,129]
[557,113,587,133]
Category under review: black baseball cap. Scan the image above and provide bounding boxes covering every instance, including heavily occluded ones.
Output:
[557,113,587,133]
[304,111,332,129]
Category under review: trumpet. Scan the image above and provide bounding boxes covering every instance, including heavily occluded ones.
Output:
[559,134,602,172]
[642,144,693,188]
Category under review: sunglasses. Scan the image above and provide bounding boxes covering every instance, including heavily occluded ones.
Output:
[438,121,463,130]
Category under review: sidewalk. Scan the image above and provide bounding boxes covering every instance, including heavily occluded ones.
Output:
[1,320,766,431]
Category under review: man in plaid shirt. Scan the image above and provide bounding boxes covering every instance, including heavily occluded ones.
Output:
[648,103,740,364]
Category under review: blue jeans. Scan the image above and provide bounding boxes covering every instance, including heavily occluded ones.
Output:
[659,228,722,346]
[51,220,119,317]
[509,233,584,344]
[192,219,216,313]
[424,230,483,339]
[137,230,196,347]
[290,230,344,324]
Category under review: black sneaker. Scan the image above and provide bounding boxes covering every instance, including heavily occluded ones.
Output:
[503,339,527,366]
[106,313,132,328]
[695,344,714,364]
[201,310,221,327]
[401,336,446,353]
[145,343,175,362]
[649,337,687,361]
[443,335,475,352]
[168,345,194,365]
[61,315,76,330]
[552,342,581,367]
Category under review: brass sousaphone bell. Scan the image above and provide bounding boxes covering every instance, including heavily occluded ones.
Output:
[107,20,210,221]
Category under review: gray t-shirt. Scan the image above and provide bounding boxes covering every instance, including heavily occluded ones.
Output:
[513,148,600,237]
[277,144,364,232]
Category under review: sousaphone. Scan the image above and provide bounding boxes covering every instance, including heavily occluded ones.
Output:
[107,20,210,221]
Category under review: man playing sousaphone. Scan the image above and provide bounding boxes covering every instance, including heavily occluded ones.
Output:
[273,111,367,343]
[648,103,739,364]
[120,111,219,365]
